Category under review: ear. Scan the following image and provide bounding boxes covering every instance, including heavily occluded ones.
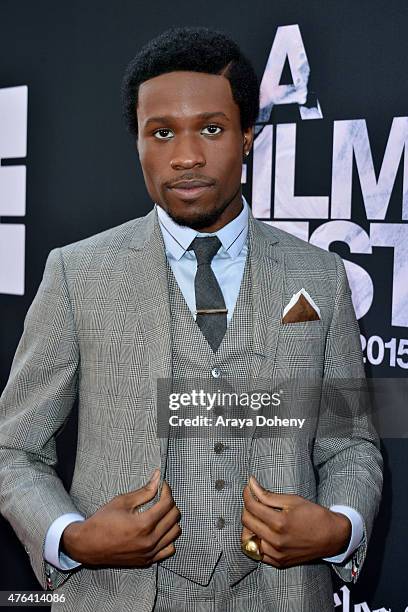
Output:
[243,125,255,156]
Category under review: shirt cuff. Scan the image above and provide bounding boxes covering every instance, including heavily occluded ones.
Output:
[322,505,364,563]
[44,513,85,571]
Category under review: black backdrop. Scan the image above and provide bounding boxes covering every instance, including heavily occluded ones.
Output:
[1,1,407,610]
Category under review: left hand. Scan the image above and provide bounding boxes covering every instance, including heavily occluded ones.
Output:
[241,476,351,568]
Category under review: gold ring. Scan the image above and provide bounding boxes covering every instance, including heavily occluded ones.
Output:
[241,535,263,561]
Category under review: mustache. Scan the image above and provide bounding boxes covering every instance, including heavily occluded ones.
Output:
[166,174,216,188]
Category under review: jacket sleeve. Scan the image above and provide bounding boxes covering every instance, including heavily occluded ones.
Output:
[0,248,82,590]
[313,252,383,583]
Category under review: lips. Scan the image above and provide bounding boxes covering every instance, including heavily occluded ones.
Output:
[169,179,214,189]
[168,179,214,201]
[170,185,213,200]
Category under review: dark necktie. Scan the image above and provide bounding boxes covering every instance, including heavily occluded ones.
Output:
[187,236,227,352]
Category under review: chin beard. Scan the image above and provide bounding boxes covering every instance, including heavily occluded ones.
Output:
[167,207,224,230]
[164,191,240,230]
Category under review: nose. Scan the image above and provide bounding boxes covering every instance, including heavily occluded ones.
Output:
[170,135,206,170]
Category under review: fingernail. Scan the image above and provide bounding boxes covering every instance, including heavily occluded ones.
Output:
[249,476,262,492]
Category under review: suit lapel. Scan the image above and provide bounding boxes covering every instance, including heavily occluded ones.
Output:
[246,209,286,447]
[127,207,172,486]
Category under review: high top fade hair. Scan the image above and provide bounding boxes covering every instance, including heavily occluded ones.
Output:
[121,26,260,137]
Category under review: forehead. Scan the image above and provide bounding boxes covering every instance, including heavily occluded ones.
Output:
[137,71,238,120]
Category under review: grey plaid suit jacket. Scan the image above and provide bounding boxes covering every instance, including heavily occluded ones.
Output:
[0,204,383,611]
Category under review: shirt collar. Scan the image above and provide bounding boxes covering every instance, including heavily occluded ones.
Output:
[155,195,249,261]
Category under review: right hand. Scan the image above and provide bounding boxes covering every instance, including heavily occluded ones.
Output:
[61,470,181,567]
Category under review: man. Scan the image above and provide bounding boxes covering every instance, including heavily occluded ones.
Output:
[0,26,382,611]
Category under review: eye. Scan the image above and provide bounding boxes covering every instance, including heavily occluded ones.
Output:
[202,125,223,135]
[153,128,174,140]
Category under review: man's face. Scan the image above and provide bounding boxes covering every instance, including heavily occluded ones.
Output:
[136,71,254,231]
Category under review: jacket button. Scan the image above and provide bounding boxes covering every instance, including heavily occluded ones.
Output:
[215,479,226,491]
[216,517,226,529]
[211,368,221,378]
[214,442,225,454]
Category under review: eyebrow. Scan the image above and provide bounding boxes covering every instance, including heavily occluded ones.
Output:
[142,111,230,130]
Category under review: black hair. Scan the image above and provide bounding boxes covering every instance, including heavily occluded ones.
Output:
[121,26,260,137]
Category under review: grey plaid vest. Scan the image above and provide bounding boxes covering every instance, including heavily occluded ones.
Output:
[158,241,259,586]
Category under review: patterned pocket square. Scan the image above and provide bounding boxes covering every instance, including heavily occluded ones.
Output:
[282,288,321,324]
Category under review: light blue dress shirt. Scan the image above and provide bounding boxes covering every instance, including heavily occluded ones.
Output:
[44,196,363,570]
[156,195,248,325]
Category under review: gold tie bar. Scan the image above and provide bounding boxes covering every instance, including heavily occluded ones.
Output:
[195,308,228,315]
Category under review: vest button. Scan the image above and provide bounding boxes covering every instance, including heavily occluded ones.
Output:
[215,479,226,491]
[216,517,226,529]
[214,442,225,454]
[211,367,221,378]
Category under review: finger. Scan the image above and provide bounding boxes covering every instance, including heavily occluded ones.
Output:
[150,542,177,563]
[143,481,176,525]
[260,553,286,568]
[241,525,255,543]
[147,522,182,559]
[243,485,285,532]
[124,470,161,509]
[159,480,175,502]
[249,477,298,509]
[260,538,285,562]
[151,503,181,542]
[240,526,283,566]
[241,507,272,543]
